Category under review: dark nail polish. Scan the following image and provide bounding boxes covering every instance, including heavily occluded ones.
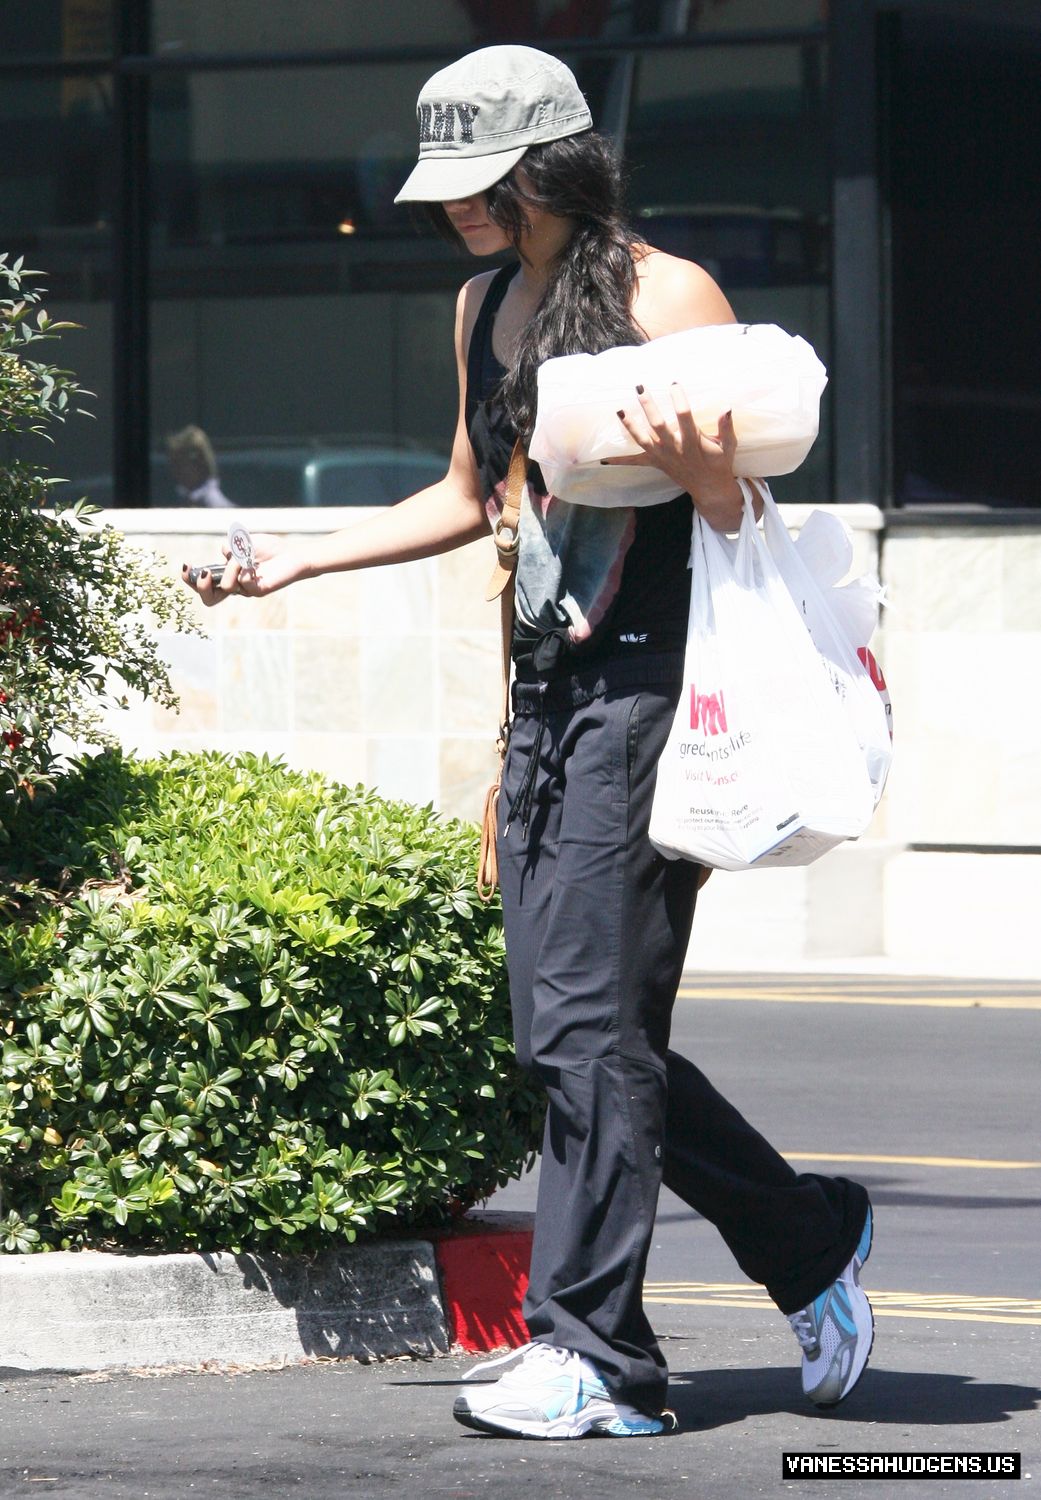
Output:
[635,384,645,395]
[200,570,208,580]
[616,409,625,419]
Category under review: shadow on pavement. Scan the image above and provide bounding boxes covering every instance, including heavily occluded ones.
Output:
[394,1363,1040,1432]
[666,1365,1041,1431]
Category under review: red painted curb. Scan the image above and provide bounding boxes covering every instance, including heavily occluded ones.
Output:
[430,1211,534,1353]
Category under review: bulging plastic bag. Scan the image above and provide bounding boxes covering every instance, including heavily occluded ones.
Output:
[791,509,886,653]
[648,483,892,870]
[529,323,828,508]
[770,504,893,800]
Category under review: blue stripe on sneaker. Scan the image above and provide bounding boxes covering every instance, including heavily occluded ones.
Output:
[830,1285,858,1337]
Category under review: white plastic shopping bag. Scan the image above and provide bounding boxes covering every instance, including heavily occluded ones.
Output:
[763,499,893,804]
[529,323,828,508]
[648,484,890,870]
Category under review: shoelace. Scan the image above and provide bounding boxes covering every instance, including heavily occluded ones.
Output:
[463,1340,586,1404]
[788,1244,863,1355]
[787,1307,819,1354]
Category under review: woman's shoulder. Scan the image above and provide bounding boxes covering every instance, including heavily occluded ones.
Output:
[631,245,736,338]
[453,268,499,357]
[457,266,513,349]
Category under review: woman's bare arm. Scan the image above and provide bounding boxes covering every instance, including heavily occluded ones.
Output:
[183,276,495,602]
[607,249,757,531]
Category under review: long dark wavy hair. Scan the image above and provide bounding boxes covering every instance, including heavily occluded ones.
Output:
[427,131,646,440]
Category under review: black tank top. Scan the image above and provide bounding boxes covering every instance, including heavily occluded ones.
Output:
[466,263,693,678]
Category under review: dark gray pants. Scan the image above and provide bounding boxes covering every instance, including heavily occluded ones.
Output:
[498,658,869,1416]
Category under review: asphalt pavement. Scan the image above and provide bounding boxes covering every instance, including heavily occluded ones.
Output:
[2,972,1038,1499]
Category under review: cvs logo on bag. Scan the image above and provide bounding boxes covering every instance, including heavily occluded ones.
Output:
[690,683,728,736]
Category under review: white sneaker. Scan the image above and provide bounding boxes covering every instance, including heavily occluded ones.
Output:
[788,1206,875,1407]
[452,1341,672,1439]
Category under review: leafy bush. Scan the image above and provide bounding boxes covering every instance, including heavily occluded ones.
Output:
[1,254,199,832]
[0,750,542,1254]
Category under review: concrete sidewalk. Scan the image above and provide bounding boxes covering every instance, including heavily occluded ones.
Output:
[0,1214,534,1376]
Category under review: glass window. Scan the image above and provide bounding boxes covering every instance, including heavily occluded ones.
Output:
[148,287,457,509]
[624,42,831,502]
[146,61,469,509]
[0,70,114,496]
[151,61,433,248]
[152,0,469,55]
[138,47,632,507]
[675,0,824,36]
[0,0,114,60]
[888,15,1041,508]
[149,51,614,251]
[150,0,640,55]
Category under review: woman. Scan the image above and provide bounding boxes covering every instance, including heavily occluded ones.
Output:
[184,44,874,1441]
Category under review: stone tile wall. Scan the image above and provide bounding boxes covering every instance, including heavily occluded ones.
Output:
[111,507,1041,853]
[106,503,889,831]
[876,524,1041,847]
[104,509,502,823]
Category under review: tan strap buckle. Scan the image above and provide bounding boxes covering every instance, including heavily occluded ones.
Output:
[493,515,520,560]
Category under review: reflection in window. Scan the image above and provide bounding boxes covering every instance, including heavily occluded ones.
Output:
[152,0,465,54]
[150,0,637,55]
[148,62,472,499]
[672,0,824,36]
[151,54,613,253]
[0,1,113,60]
[625,43,830,501]
[0,73,114,247]
[152,62,431,249]
[143,51,626,506]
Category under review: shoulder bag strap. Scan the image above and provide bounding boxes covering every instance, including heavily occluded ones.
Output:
[477,436,527,901]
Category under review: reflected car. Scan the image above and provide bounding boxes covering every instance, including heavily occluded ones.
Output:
[78,436,448,508]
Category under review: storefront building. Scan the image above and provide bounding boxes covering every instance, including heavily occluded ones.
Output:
[3,1,1039,971]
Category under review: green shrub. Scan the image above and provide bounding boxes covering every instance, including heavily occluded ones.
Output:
[1,253,199,832]
[0,750,542,1254]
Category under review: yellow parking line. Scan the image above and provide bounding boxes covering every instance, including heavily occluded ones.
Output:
[782,1151,1041,1170]
[685,976,1041,992]
[675,988,1041,1010]
[644,1284,1041,1327]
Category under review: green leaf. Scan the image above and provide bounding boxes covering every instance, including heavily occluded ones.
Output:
[2,743,536,1256]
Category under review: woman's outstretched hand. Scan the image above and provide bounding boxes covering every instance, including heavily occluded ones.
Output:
[181,534,311,606]
[602,384,751,530]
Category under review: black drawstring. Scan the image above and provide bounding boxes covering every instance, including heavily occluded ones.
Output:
[504,682,547,838]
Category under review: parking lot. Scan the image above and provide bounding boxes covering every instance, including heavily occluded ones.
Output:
[2,972,1038,1498]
